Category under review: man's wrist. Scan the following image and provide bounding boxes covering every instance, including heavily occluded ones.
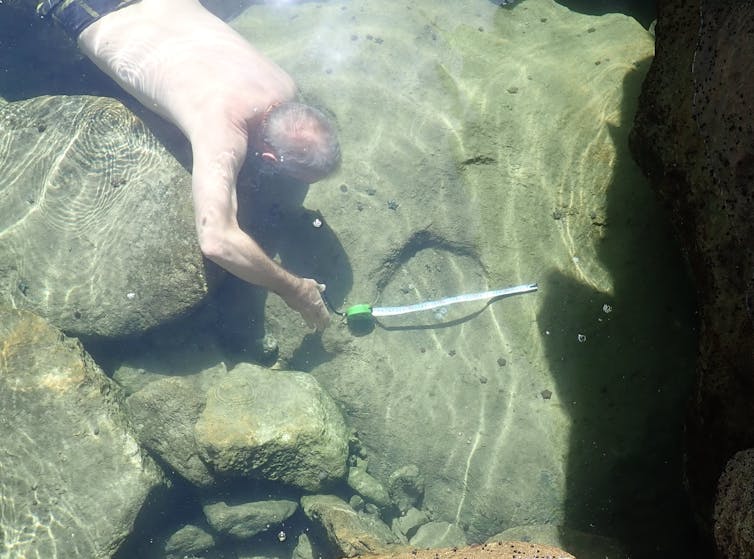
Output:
[271,271,301,300]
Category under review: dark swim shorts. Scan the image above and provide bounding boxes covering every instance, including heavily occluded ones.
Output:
[34,0,139,38]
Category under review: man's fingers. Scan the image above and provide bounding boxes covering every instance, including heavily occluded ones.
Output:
[313,300,330,331]
[294,280,329,330]
[305,313,328,331]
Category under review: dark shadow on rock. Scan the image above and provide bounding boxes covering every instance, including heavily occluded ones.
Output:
[538,57,705,557]
[551,0,656,28]
[81,290,226,376]
[630,0,754,546]
[85,163,352,371]
[288,333,336,371]
[114,474,309,559]
[487,0,656,27]
[200,0,256,20]
[205,168,352,360]
[112,472,203,559]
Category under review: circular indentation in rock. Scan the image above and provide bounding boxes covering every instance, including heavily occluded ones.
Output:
[375,244,487,325]
[207,376,256,408]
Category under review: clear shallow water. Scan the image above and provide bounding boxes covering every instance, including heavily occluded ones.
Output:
[0,0,702,558]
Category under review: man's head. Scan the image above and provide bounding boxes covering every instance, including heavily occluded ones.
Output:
[256,102,341,183]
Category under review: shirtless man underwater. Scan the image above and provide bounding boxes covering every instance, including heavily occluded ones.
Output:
[32,0,340,330]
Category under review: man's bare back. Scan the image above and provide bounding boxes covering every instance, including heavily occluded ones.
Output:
[77,0,336,330]
[78,0,296,139]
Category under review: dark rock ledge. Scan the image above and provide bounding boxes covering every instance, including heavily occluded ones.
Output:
[630,0,754,555]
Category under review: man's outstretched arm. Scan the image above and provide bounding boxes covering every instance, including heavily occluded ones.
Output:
[191,130,330,330]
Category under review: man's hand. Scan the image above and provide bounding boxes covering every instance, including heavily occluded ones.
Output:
[282,277,331,331]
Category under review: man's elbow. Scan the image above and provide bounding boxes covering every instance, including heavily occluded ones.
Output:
[197,226,229,264]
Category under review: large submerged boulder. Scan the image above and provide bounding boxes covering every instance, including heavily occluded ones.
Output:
[630,0,754,544]
[301,494,402,557]
[0,95,211,338]
[0,308,164,558]
[125,362,350,491]
[195,363,350,490]
[12,0,695,554]
[228,1,694,554]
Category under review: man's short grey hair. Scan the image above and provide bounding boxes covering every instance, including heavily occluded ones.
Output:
[265,102,341,179]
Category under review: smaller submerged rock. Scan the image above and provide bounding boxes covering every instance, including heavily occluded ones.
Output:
[202,499,298,540]
[388,464,425,513]
[301,494,402,557]
[163,524,216,557]
[292,532,316,559]
[347,465,392,508]
[715,449,754,558]
[392,507,430,540]
[125,363,229,487]
[195,364,350,491]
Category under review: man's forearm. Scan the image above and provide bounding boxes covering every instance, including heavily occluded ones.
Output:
[202,224,330,330]
[200,225,300,298]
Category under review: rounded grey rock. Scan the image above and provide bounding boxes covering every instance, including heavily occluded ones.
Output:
[202,499,298,540]
[0,96,211,337]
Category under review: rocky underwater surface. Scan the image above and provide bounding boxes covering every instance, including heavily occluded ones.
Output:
[0,0,724,557]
